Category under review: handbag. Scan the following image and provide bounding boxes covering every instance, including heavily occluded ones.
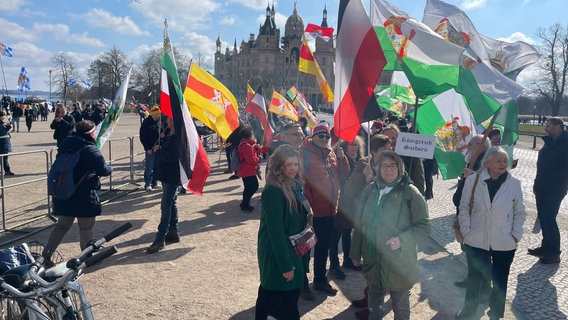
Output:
[454,174,480,244]
[289,221,317,257]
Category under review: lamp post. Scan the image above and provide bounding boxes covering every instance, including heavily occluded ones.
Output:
[533,105,537,149]
[49,69,52,102]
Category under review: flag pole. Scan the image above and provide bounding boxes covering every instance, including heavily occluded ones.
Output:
[0,55,8,96]
[466,108,502,171]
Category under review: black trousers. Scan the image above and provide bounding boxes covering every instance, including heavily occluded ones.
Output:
[241,175,259,206]
[312,216,334,282]
[329,226,351,267]
[535,191,565,255]
[255,285,300,320]
[463,244,515,318]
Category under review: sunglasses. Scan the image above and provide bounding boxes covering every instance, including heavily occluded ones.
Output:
[316,134,330,140]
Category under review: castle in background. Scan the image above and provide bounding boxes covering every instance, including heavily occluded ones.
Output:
[214,3,334,111]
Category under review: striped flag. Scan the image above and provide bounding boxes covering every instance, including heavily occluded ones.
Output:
[298,36,334,102]
[183,62,240,140]
[268,90,298,122]
[305,23,334,41]
[334,0,386,142]
[247,82,255,102]
[245,87,273,145]
[95,67,131,148]
[162,20,210,195]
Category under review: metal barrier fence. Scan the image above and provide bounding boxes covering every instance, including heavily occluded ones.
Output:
[0,135,147,246]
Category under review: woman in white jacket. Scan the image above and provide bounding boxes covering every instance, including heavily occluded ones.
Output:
[456,147,527,320]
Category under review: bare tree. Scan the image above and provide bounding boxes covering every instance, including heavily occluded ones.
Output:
[531,23,568,116]
[88,58,112,99]
[51,52,79,104]
[102,47,131,98]
[132,48,162,105]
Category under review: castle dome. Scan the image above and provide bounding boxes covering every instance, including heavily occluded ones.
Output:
[285,2,304,32]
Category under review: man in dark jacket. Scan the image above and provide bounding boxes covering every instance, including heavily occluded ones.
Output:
[50,105,76,147]
[10,104,23,132]
[146,116,181,254]
[529,117,568,264]
[42,120,112,265]
[139,106,162,190]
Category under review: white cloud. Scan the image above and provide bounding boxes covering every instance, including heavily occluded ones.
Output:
[0,0,28,12]
[81,8,150,36]
[132,0,220,32]
[33,23,105,47]
[498,32,538,45]
[0,18,35,42]
[178,32,217,67]
[460,0,486,10]
[229,0,278,10]
[220,15,237,26]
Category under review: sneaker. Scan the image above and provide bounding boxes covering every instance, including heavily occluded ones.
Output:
[313,281,338,296]
[528,246,546,257]
[146,238,165,254]
[145,185,153,191]
[539,255,560,264]
[229,174,240,180]
[328,266,347,280]
[151,183,161,190]
[4,171,15,176]
[223,168,232,174]
[300,287,315,301]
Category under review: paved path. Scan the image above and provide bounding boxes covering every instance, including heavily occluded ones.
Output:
[1,113,567,319]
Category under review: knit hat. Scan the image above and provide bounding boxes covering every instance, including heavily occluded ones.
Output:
[150,106,161,116]
[312,121,330,136]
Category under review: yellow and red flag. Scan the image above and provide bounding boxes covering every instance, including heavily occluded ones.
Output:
[246,82,255,103]
[268,90,298,122]
[183,62,240,140]
[298,36,334,102]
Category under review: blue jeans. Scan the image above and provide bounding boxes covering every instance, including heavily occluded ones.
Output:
[143,151,157,187]
[12,117,20,132]
[156,182,179,239]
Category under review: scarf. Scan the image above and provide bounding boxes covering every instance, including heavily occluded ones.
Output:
[293,179,313,227]
[366,175,404,259]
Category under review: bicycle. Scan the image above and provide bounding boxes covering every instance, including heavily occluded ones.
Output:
[0,222,132,320]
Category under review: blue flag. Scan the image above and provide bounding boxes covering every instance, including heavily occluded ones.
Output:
[0,42,14,57]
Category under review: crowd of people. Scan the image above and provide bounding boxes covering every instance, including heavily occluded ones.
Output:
[1,95,566,319]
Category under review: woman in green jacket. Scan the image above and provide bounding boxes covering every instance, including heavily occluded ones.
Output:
[350,151,430,320]
[255,144,310,320]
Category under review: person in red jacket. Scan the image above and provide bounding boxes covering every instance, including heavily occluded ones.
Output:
[300,121,350,296]
[237,126,261,212]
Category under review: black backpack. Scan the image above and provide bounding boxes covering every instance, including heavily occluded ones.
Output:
[47,146,89,200]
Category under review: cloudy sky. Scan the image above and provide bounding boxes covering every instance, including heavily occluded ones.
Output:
[0,0,566,93]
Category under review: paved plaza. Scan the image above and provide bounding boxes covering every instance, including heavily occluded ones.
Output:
[1,112,566,319]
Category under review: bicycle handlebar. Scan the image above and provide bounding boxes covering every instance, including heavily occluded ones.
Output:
[79,221,132,262]
[85,246,117,268]
[1,222,131,299]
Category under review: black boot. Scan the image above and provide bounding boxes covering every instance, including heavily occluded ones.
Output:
[165,228,180,244]
[146,238,165,254]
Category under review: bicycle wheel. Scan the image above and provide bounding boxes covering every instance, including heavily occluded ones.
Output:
[0,297,25,320]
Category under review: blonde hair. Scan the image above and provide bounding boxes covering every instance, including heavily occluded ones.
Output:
[266,144,303,213]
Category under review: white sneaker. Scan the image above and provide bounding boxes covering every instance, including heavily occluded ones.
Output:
[145,186,153,191]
